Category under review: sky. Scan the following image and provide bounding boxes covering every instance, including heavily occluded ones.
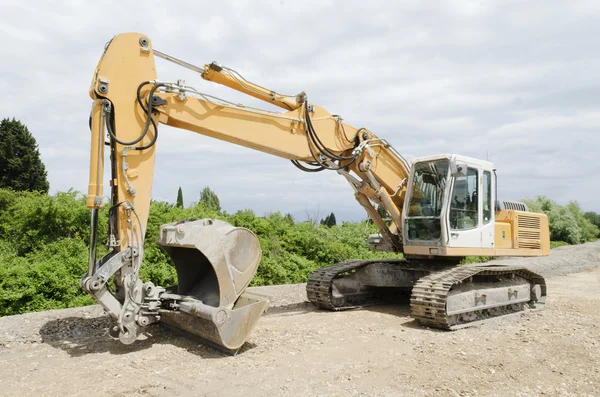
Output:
[1,0,599,221]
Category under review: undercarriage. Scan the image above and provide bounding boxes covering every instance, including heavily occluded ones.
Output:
[307,259,546,329]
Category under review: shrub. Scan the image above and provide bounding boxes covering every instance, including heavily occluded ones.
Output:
[523,196,598,244]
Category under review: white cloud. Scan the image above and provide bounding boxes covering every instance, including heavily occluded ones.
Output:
[1,0,598,220]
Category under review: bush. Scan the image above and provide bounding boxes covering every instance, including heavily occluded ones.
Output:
[0,238,93,316]
[0,189,106,255]
[0,189,401,316]
[7,188,596,317]
[523,196,598,244]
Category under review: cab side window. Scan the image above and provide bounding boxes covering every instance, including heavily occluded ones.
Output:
[483,171,492,224]
[450,168,479,230]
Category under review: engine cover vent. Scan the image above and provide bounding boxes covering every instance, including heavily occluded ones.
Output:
[497,200,529,212]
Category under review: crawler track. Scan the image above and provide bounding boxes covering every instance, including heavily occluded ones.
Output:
[307,261,546,330]
[410,265,546,329]
[306,260,377,310]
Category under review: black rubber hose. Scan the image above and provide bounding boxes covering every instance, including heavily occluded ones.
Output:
[106,82,163,148]
[290,160,325,172]
[302,115,357,172]
[134,117,158,151]
[304,104,355,162]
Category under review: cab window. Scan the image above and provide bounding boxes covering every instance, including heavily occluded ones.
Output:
[449,168,478,230]
[483,171,492,224]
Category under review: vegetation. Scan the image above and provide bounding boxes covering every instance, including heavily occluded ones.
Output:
[0,188,395,316]
[583,212,600,238]
[1,119,596,318]
[523,196,599,244]
[199,186,220,212]
[176,187,184,208]
[320,212,337,227]
[0,118,49,193]
[550,241,570,249]
[0,189,597,317]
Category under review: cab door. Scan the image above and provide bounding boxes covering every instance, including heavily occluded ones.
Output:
[446,167,482,248]
[479,170,495,248]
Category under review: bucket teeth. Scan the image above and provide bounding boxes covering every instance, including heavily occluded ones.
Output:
[156,219,269,352]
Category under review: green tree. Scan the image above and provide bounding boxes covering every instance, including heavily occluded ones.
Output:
[523,196,598,244]
[320,212,337,227]
[0,118,49,193]
[327,212,337,227]
[567,201,599,242]
[283,212,295,225]
[199,186,221,212]
[176,187,184,208]
[584,211,600,238]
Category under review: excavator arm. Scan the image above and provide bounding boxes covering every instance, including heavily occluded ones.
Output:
[82,33,410,350]
[153,77,410,245]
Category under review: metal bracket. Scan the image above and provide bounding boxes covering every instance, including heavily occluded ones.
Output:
[177,79,186,101]
[84,249,133,292]
[352,141,376,159]
[121,147,136,196]
[391,178,407,198]
[98,77,110,94]
[139,37,149,53]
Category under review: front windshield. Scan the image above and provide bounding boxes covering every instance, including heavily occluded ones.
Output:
[407,160,449,217]
[405,159,449,241]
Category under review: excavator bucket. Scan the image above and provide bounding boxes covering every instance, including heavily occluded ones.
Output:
[156,219,269,353]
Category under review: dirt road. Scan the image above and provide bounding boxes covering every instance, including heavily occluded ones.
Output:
[1,242,599,396]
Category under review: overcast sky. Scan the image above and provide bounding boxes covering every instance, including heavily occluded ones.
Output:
[2,0,598,221]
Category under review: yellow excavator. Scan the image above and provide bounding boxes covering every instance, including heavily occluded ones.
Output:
[81,33,550,353]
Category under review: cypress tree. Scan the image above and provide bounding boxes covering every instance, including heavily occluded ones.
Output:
[176,187,184,208]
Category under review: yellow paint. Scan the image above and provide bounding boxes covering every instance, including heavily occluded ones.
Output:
[202,65,302,111]
[494,222,512,249]
[405,210,550,258]
[87,33,548,264]
[87,32,157,251]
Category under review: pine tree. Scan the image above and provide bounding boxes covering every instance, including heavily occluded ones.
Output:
[0,118,49,193]
[199,186,221,212]
[326,212,337,227]
[320,212,337,227]
[176,187,184,208]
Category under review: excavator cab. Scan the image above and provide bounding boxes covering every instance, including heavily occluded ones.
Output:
[403,154,496,254]
[403,154,549,257]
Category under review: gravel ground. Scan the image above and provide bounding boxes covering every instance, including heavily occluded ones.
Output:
[0,241,599,396]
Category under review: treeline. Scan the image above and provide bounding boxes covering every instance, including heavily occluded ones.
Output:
[523,196,600,244]
[1,118,597,317]
[0,188,396,316]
